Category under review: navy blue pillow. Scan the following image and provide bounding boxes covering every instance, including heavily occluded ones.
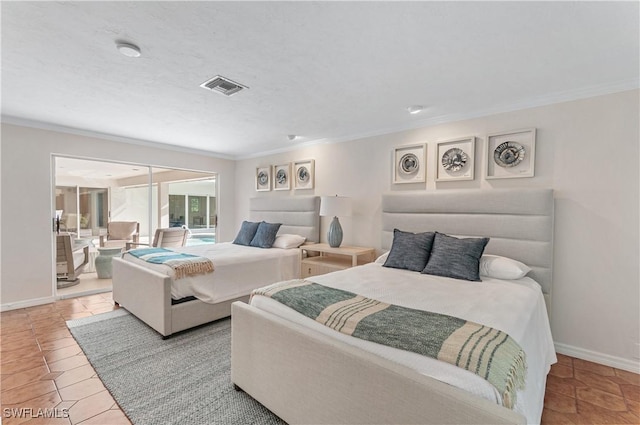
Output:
[250,222,282,248]
[383,229,435,272]
[422,232,489,281]
[233,221,260,246]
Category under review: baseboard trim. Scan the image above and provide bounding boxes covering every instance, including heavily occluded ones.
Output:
[57,287,111,300]
[555,342,640,374]
[1,296,56,312]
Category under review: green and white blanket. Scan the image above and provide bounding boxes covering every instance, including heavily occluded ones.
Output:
[253,279,527,408]
[128,247,214,279]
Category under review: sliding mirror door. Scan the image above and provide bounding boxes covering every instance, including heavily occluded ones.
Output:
[152,168,217,245]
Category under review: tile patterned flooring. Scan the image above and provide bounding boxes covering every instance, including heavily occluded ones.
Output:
[1,292,638,425]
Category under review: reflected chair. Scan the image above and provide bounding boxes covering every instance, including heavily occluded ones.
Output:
[60,213,78,233]
[56,234,89,288]
[100,221,140,249]
[126,227,189,250]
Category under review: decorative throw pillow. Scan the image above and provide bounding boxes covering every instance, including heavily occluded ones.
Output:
[422,232,489,281]
[479,255,531,280]
[250,222,282,248]
[233,221,260,246]
[383,229,436,272]
[272,234,306,249]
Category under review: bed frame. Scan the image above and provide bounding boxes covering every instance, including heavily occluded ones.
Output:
[231,189,554,424]
[112,196,320,337]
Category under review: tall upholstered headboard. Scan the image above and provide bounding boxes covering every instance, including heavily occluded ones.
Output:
[382,189,554,302]
[249,196,321,243]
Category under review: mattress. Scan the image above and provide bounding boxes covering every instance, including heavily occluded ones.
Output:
[250,263,556,424]
[122,242,300,303]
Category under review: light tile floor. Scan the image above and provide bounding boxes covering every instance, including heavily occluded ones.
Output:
[1,292,638,424]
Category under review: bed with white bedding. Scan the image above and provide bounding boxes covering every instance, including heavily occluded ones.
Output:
[121,242,301,303]
[112,196,320,337]
[231,189,556,424]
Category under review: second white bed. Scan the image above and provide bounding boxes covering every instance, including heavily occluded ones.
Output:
[250,262,556,424]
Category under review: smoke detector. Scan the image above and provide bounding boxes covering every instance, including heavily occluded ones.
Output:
[200,75,248,96]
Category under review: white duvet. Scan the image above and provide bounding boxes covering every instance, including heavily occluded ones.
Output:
[250,263,556,424]
[122,242,300,303]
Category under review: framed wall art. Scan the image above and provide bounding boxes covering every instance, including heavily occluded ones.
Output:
[293,159,314,190]
[255,166,271,191]
[273,163,291,191]
[393,143,426,184]
[436,137,475,182]
[485,128,536,179]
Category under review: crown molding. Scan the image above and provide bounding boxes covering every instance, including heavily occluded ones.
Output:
[238,79,640,160]
[4,79,638,162]
[0,116,236,161]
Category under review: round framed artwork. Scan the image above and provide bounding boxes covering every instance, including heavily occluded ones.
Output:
[297,166,310,183]
[441,147,468,172]
[276,169,287,185]
[257,170,269,185]
[294,160,315,189]
[493,141,525,168]
[399,153,419,175]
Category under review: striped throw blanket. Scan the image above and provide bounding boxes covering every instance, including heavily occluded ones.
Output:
[128,248,214,279]
[253,279,527,408]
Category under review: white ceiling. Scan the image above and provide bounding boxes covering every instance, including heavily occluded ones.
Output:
[2,2,638,159]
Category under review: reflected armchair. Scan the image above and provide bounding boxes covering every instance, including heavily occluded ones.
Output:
[56,234,89,288]
[126,227,189,250]
[100,221,140,249]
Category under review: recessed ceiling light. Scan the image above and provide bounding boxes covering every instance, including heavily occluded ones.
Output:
[287,135,299,141]
[407,105,424,114]
[116,42,141,58]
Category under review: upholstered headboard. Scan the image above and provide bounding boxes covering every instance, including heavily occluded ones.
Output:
[382,189,554,299]
[249,196,321,243]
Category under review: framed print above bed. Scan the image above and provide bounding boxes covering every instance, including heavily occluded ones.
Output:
[436,137,475,182]
[485,128,536,179]
[393,143,426,184]
[273,163,291,191]
[255,166,271,191]
[294,159,315,190]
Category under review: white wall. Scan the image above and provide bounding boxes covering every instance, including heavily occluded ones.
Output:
[0,123,236,307]
[235,90,640,371]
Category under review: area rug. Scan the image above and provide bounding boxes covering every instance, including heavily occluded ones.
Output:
[67,310,284,425]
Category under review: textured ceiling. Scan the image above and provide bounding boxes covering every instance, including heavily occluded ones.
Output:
[2,1,638,158]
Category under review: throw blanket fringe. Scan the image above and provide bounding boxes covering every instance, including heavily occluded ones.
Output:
[253,279,527,409]
[128,248,214,279]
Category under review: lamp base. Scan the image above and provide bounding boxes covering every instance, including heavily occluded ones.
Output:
[327,216,343,248]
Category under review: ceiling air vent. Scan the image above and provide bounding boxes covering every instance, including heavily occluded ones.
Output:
[200,75,248,96]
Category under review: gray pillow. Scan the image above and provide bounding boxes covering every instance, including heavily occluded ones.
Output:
[383,229,435,272]
[233,221,260,246]
[422,232,489,281]
[250,221,282,248]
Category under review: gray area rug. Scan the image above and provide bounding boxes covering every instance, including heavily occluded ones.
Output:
[67,310,285,425]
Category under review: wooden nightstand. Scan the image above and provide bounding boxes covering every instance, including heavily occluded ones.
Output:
[301,243,376,278]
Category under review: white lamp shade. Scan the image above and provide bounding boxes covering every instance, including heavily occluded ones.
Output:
[320,196,352,217]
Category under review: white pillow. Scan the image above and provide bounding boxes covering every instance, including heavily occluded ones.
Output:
[479,255,531,280]
[272,234,306,249]
[374,251,389,264]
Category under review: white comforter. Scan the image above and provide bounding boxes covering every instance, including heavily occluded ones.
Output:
[250,263,556,424]
[122,242,300,303]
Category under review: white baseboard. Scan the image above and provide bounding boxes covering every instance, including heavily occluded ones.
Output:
[555,342,640,374]
[1,296,56,312]
[57,287,111,300]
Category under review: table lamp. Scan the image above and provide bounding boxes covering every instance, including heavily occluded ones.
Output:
[319,195,352,247]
